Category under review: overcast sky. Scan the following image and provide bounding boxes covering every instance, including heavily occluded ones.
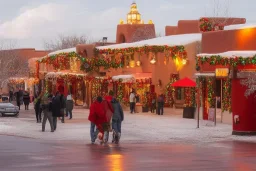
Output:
[0,0,255,50]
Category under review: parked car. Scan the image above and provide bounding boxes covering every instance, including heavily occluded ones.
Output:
[1,95,9,102]
[0,102,19,117]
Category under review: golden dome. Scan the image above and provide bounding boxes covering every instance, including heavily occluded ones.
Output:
[127,2,141,24]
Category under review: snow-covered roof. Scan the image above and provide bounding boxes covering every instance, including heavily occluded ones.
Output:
[112,73,152,82]
[225,24,256,31]
[197,51,256,58]
[48,47,76,56]
[45,71,86,79]
[97,33,202,50]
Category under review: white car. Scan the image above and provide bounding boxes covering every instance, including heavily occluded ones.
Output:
[0,102,19,117]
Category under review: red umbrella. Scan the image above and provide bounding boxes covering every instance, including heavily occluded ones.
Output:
[171,77,196,87]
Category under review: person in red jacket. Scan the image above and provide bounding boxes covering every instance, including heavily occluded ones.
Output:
[88,96,113,143]
[104,90,114,102]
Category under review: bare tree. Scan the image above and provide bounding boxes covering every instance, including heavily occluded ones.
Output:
[43,34,92,51]
[0,41,29,91]
[205,0,233,27]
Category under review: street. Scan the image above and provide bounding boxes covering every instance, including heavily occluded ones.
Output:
[0,107,256,170]
[0,135,256,171]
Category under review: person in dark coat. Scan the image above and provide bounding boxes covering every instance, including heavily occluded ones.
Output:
[23,91,30,110]
[34,92,43,123]
[111,97,124,143]
[41,93,54,132]
[16,91,21,110]
[66,93,74,120]
[52,92,61,130]
[9,90,13,102]
[60,94,66,123]
[157,94,164,115]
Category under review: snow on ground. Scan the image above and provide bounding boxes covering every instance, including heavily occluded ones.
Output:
[0,107,255,144]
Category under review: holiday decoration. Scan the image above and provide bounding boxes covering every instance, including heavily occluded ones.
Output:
[196,55,256,68]
[38,52,84,71]
[184,87,196,107]
[199,18,224,32]
[207,77,215,108]
[95,45,187,60]
[165,74,179,107]
[222,78,232,112]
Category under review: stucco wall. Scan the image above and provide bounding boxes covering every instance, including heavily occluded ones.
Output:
[116,24,156,43]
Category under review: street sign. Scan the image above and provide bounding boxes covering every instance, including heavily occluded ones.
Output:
[215,68,229,78]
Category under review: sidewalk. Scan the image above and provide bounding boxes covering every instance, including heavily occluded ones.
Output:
[0,105,255,144]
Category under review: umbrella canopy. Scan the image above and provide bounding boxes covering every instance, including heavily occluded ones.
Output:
[171,77,196,87]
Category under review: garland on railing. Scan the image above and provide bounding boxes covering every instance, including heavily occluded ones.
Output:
[196,55,256,68]
[222,78,232,112]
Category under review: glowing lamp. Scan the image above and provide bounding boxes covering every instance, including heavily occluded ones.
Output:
[150,57,156,64]
[182,59,187,65]
[136,60,141,66]
[126,2,142,24]
[129,60,136,68]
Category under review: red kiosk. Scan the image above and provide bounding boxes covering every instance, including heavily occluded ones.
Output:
[197,51,256,135]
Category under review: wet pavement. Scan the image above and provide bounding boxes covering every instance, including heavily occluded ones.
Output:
[0,135,256,171]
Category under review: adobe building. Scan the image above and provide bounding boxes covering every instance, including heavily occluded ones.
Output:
[0,48,49,94]
[35,2,252,126]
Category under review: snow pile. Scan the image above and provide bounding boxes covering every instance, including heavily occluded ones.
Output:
[225,23,256,31]
[197,51,256,58]
[97,33,202,50]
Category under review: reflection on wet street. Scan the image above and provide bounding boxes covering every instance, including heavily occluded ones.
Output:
[0,135,256,171]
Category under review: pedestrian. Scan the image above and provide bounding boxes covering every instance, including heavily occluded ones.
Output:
[52,91,61,130]
[66,93,74,120]
[15,90,20,110]
[60,94,66,123]
[23,90,30,110]
[104,90,114,102]
[129,90,136,114]
[88,96,113,143]
[34,92,43,123]
[41,92,54,132]
[111,97,124,144]
[9,90,13,102]
[151,94,156,113]
[157,94,164,115]
[88,97,98,144]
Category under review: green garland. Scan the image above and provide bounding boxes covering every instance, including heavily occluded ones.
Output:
[222,78,232,112]
[165,74,179,106]
[94,45,187,60]
[196,55,256,68]
[207,77,215,108]
[116,79,124,103]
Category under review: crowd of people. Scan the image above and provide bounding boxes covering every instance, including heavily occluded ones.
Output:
[129,90,165,115]
[7,88,165,144]
[33,91,74,132]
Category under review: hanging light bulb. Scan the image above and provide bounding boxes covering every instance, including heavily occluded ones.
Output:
[150,57,156,64]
